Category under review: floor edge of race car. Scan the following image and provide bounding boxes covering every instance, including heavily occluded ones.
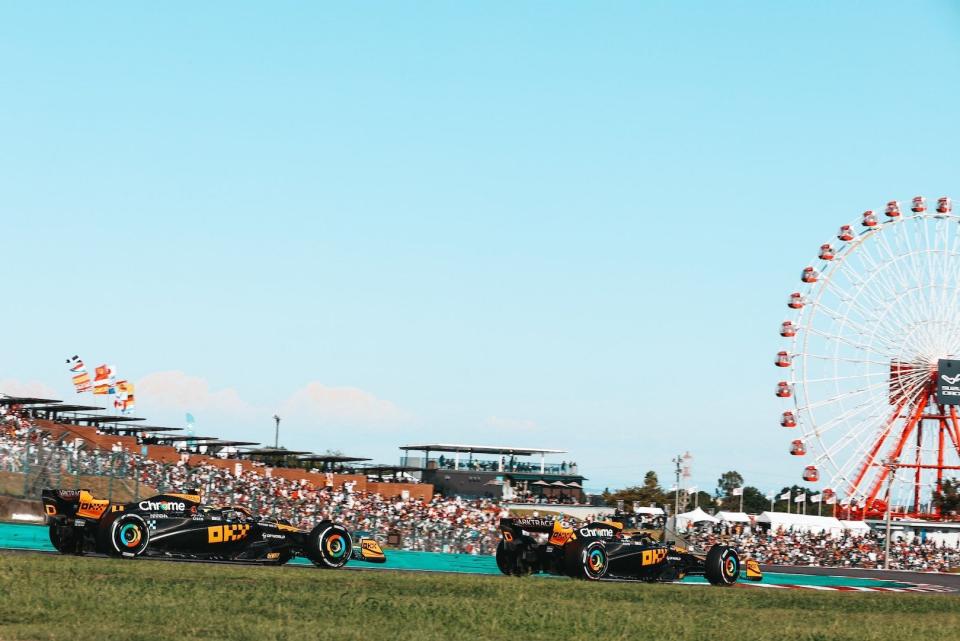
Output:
[1,521,956,594]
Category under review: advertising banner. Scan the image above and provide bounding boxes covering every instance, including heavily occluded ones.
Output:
[937,359,960,405]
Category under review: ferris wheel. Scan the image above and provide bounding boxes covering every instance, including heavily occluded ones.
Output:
[776,196,960,519]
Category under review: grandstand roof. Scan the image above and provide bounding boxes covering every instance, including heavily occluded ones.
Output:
[28,404,105,412]
[399,443,565,455]
[358,465,422,473]
[203,440,259,447]
[80,416,146,424]
[239,448,311,456]
[124,425,184,432]
[0,396,61,405]
[297,455,372,463]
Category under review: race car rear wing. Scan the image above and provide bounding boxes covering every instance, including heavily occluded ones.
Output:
[41,488,112,521]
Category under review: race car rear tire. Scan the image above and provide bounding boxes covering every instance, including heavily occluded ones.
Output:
[96,511,120,554]
[704,545,740,586]
[495,539,536,576]
[565,540,608,580]
[48,523,75,554]
[307,522,353,568]
[109,514,150,557]
[495,540,514,575]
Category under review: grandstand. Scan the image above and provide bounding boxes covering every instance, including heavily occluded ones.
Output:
[0,394,434,505]
[399,443,586,502]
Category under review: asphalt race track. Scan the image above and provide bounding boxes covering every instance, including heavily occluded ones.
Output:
[2,521,955,594]
[761,564,960,592]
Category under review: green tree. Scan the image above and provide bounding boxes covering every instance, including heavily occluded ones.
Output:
[933,478,960,515]
[690,490,717,511]
[715,471,744,499]
[740,486,768,514]
[603,470,667,508]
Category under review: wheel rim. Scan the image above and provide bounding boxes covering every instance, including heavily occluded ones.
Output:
[119,523,142,549]
[724,554,739,579]
[112,517,148,555]
[584,544,606,578]
[324,533,347,559]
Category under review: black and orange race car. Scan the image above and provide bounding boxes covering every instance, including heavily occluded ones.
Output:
[496,513,761,585]
[41,488,386,568]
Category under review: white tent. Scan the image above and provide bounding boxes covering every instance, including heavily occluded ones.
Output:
[677,507,719,527]
[756,511,843,534]
[839,520,871,533]
[634,506,665,516]
[715,511,751,523]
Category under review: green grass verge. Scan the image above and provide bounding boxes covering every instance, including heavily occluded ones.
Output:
[0,552,956,641]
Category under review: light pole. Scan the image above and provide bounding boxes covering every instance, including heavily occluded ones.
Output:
[882,457,899,570]
[671,454,682,521]
[272,414,281,449]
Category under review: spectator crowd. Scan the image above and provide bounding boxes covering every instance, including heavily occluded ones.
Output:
[0,408,505,554]
[686,526,960,572]
[2,405,959,568]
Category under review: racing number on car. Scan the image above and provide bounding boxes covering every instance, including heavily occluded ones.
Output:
[207,524,250,543]
[641,549,667,566]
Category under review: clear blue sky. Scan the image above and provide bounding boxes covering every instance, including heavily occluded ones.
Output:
[2,2,959,494]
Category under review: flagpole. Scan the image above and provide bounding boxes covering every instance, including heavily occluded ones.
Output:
[739,490,743,513]
[787,490,791,514]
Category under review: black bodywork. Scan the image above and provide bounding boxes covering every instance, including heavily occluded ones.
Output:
[42,488,386,568]
[496,514,761,585]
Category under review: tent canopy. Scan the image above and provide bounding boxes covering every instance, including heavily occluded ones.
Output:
[633,506,665,516]
[677,507,719,524]
[715,511,751,523]
[756,511,843,533]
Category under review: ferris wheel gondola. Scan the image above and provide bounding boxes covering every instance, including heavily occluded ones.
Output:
[776,195,960,520]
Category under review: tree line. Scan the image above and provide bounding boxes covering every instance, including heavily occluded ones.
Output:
[602,470,960,515]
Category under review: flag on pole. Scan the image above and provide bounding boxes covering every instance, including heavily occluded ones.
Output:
[810,493,821,503]
[732,487,743,496]
[114,381,135,414]
[794,493,806,503]
[779,490,791,500]
[66,356,92,393]
[93,364,117,395]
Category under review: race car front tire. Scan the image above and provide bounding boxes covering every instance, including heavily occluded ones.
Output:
[307,522,353,568]
[704,545,740,586]
[109,514,150,557]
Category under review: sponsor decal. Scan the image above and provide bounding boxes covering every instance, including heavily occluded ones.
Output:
[274,522,304,533]
[266,552,281,560]
[138,500,186,512]
[262,533,286,539]
[44,504,57,516]
[76,491,109,520]
[513,518,555,529]
[937,360,960,405]
[57,490,80,498]
[207,524,251,543]
[578,527,615,538]
[360,539,385,559]
[641,548,668,566]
